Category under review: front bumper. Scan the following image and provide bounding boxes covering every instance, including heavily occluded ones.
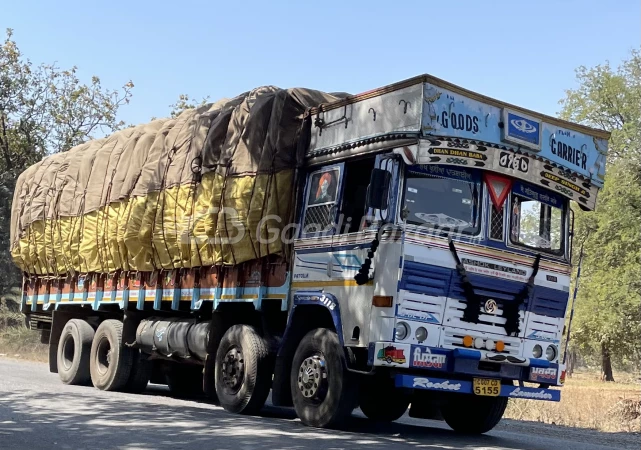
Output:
[368,342,565,387]
[395,374,561,402]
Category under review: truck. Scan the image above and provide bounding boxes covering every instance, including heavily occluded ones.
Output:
[10,75,610,433]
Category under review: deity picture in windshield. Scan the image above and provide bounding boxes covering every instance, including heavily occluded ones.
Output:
[309,169,338,205]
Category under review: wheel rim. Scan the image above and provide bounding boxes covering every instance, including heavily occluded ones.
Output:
[96,336,112,375]
[297,354,327,402]
[61,333,75,370]
[221,346,244,393]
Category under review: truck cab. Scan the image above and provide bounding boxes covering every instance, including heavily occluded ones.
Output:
[284,75,608,431]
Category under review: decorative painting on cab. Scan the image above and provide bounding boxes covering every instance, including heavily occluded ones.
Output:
[308,169,339,205]
[421,83,607,186]
[377,345,407,365]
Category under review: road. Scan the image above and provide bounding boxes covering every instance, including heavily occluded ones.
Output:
[0,358,637,450]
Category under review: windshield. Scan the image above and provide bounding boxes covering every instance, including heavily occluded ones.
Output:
[403,165,481,235]
[509,182,565,254]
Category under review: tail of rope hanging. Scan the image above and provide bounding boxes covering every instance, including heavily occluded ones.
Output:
[563,234,588,364]
[502,253,541,336]
[448,237,480,324]
[354,235,379,285]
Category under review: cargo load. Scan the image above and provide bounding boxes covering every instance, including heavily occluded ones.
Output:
[10,86,339,275]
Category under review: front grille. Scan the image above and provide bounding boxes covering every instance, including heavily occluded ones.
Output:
[441,328,522,356]
[397,290,445,323]
[525,313,563,342]
[444,298,526,336]
[400,261,451,297]
[530,286,568,318]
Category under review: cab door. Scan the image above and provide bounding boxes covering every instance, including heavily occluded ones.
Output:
[292,163,345,284]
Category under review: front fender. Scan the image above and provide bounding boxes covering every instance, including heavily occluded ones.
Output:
[288,291,343,345]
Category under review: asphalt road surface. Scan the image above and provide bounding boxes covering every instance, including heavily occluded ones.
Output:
[0,358,638,450]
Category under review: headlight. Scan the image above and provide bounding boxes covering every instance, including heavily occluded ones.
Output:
[532,344,543,358]
[546,345,558,361]
[415,327,427,342]
[395,322,409,341]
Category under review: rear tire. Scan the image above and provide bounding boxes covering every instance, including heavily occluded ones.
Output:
[441,394,508,434]
[57,319,95,385]
[359,374,410,422]
[290,328,357,429]
[124,349,151,394]
[214,324,273,415]
[90,320,134,391]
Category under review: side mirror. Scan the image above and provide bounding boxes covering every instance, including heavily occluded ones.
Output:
[366,168,391,210]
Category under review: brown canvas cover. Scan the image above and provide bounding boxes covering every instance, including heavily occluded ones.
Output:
[10,86,339,275]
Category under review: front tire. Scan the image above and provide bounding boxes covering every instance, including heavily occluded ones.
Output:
[90,320,134,391]
[57,319,95,385]
[359,374,410,422]
[214,324,273,415]
[290,328,357,429]
[441,394,508,434]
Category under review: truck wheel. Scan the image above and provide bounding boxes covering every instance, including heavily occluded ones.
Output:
[57,319,95,385]
[359,375,410,422]
[214,324,272,415]
[441,394,508,434]
[124,349,151,394]
[290,328,357,428]
[166,364,204,398]
[90,319,134,391]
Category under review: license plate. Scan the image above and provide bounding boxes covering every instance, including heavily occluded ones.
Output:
[473,378,501,397]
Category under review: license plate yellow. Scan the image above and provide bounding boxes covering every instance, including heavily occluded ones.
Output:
[473,378,501,397]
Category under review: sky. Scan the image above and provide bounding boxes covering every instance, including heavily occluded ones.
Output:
[2,0,639,129]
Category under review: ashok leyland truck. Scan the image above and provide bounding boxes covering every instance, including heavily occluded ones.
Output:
[10,74,609,433]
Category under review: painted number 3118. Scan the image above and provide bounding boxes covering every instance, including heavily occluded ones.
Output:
[499,152,529,173]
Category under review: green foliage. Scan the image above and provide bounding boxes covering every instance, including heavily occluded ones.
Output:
[560,49,641,372]
[559,49,641,162]
[0,28,133,294]
[168,93,210,118]
[0,287,23,330]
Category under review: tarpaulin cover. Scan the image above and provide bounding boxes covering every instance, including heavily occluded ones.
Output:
[10,86,339,275]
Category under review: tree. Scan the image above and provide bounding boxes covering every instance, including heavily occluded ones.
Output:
[559,49,641,381]
[0,28,133,294]
[168,93,210,118]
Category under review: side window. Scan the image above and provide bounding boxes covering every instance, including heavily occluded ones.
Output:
[298,155,392,238]
[300,165,342,236]
[339,156,377,234]
[509,182,565,255]
[489,204,505,241]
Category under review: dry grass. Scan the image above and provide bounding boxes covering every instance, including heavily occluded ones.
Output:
[0,326,48,362]
[0,290,48,362]
[504,370,641,433]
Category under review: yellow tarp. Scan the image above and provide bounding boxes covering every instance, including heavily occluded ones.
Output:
[10,86,338,275]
